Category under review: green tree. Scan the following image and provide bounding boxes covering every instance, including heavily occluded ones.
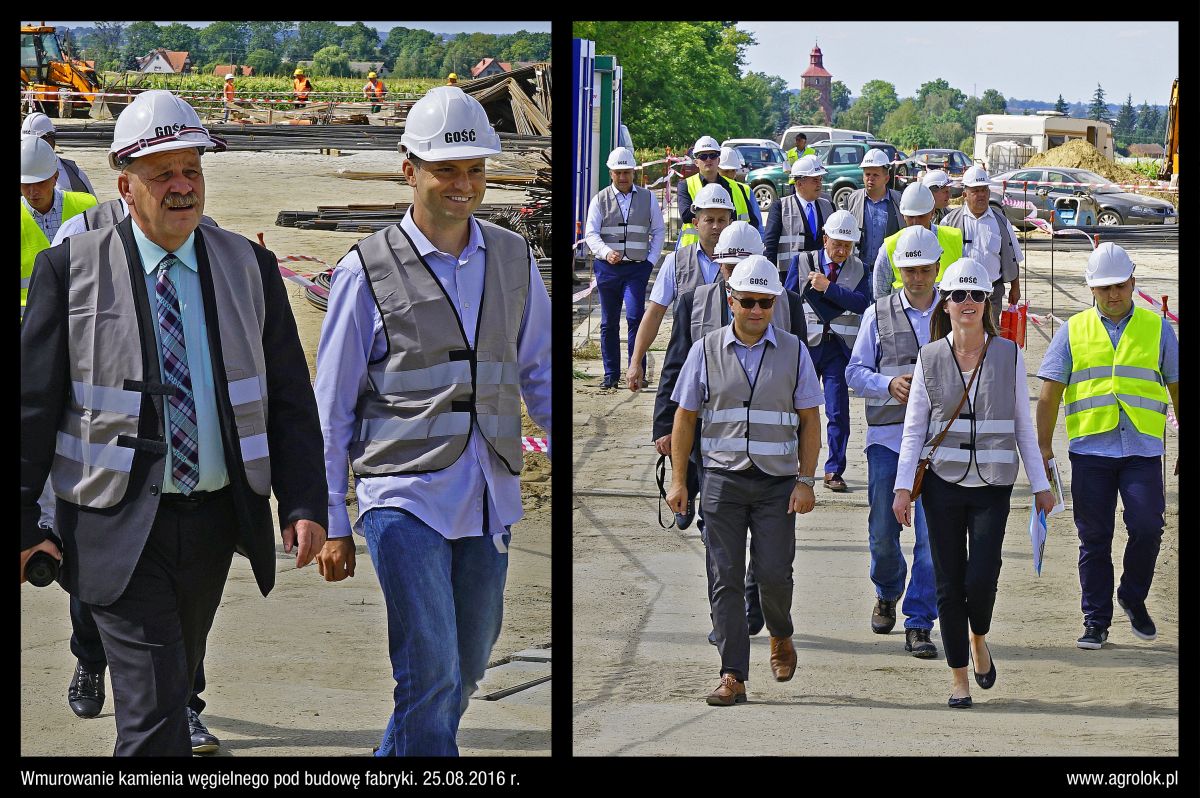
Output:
[1136,100,1159,139]
[124,21,161,60]
[1114,94,1137,145]
[159,22,199,55]
[246,48,280,77]
[928,113,967,149]
[830,79,851,114]
[338,22,380,60]
[891,124,936,150]
[878,99,922,143]
[978,88,1007,115]
[1054,94,1070,115]
[246,22,287,53]
[790,87,825,125]
[292,21,340,61]
[916,78,964,110]
[87,21,126,71]
[199,21,247,68]
[743,72,791,137]
[312,45,351,77]
[857,79,899,133]
[1087,84,1108,121]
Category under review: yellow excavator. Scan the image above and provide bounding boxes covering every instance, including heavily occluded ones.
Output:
[20,23,103,118]
[1158,78,1177,184]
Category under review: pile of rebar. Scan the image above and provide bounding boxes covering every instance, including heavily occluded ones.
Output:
[334,148,550,188]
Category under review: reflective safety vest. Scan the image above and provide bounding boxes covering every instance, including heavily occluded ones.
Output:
[691,280,791,343]
[776,194,833,271]
[50,224,273,508]
[596,185,652,262]
[919,336,1019,485]
[364,79,386,99]
[678,173,750,248]
[786,145,815,163]
[699,327,801,476]
[865,292,922,426]
[224,82,236,102]
[796,249,864,349]
[1064,307,1168,440]
[885,223,963,289]
[293,77,311,100]
[941,205,1020,284]
[350,220,529,476]
[81,198,220,232]
[21,191,98,311]
[672,243,716,308]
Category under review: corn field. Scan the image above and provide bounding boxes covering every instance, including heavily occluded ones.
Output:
[100,73,440,100]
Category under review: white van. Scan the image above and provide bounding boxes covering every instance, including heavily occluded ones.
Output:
[973,113,1114,172]
[779,125,871,152]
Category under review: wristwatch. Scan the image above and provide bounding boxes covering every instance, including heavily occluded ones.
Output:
[796,475,816,487]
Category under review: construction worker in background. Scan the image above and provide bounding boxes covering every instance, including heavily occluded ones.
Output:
[665,255,822,705]
[677,135,752,249]
[872,182,963,299]
[22,112,96,195]
[845,148,903,280]
[313,86,551,756]
[922,169,953,224]
[846,225,943,658]
[447,73,459,86]
[764,154,835,284]
[21,135,97,320]
[222,74,236,122]
[785,132,815,165]
[940,165,1022,330]
[1035,243,1179,651]
[293,68,313,109]
[363,71,387,114]
[21,89,328,755]
[584,147,666,390]
[626,183,734,392]
[787,209,871,493]
[717,146,763,233]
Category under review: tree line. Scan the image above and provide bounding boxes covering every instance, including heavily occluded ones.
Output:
[62,22,550,79]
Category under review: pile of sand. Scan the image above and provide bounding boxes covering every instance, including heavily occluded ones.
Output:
[1026,140,1176,206]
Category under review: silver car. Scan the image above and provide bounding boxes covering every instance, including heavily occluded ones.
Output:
[989,167,1177,227]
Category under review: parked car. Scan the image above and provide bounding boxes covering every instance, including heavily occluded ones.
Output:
[989,167,1178,228]
[726,139,792,210]
[779,125,871,152]
[897,149,972,197]
[810,139,908,208]
[722,138,786,184]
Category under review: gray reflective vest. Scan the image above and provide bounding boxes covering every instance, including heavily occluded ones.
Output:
[699,327,801,476]
[51,224,273,508]
[941,206,1019,284]
[796,250,864,348]
[691,280,791,343]
[919,336,1019,485]
[673,243,715,307]
[776,195,833,271]
[60,158,90,194]
[846,188,902,261]
[596,185,652,262]
[82,198,218,231]
[350,220,529,476]
[865,293,922,426]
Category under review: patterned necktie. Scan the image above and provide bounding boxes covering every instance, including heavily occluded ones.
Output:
[155,254,200,494]
[805,201,818,240]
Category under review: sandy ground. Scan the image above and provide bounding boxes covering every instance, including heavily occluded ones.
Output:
[571,242,1179,757]
[20,144,550,756]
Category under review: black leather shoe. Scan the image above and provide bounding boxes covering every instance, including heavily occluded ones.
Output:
[674,496,695,530]
[1118,596,1157,641]
[1076,625,1109,650]
[188,707,220,754]
[68,661,106,719]
[745,584,764,636]
[948,694,973,709]
[905,628,938,659]
[600,376,618,389]
[973,642,997,689]
[871,598,897,634]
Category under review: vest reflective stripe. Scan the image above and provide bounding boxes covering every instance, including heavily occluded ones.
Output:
[866,293,921,425]
[919,336,1019,485]
[699,328,801,475]
[941,206,1019,283]
[691,282,791,342]
[1063,307,1167,440]
[350,220,529,476]
[797,250,864,349]
[777,195,827,271]
[597,186,652,261]
[885,224,963,288]
[673,244,710,307]
[21,191,97,308]
[50,224,271,507]
[680,174,748,248]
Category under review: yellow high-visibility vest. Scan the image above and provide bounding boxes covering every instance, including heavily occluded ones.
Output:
[884,224,963,288]
[21,190,98,310]
[679,173,750,248]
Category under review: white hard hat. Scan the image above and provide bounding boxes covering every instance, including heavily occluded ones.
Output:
[108,90,226,170]
[400,86,501,161]
[790,153,827,178]
[961,165,990,187]
[1084,242,1136,287]
[22,134,59,183]
[691,135,720,155]
[922,169,951,188]
[691,182,734,213]
[718,146,743,171]
[859,148,891,169]
[713,221,765,264]
[892,226,943,268]
[899,182,936,216]
[727,255,783,296]
[823,209,861,243]
[22,111,56,138]
[224,73,234,80]
[939,258,991,291]
[606,147,637,170]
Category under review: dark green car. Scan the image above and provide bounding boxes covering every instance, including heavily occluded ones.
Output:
[811,140,906,208]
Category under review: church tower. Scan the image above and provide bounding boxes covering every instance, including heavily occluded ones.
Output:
[801,43,833,124]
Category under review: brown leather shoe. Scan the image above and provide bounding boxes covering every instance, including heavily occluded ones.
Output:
[706,673,747,706]
[769,636,797,681]
[824,474,848,492]
[871,598,897,634]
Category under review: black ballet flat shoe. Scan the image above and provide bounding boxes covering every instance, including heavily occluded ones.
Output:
[948,694,973,709]
[973,642,997,690]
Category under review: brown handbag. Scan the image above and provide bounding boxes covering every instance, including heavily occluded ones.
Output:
[910,338,990,501]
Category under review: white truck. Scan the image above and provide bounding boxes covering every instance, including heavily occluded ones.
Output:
[973,112,1114,173]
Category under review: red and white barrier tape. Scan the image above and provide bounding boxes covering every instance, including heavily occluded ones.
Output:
[276,255,329,298]
[1135,290,1179,322]
[573,278,597,302]
[522,437,549,453]
[1167,406,1178,431]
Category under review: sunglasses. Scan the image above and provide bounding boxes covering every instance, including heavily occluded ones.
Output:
[946,289,988,304]
[695,152,720,161]
[731,294,775,309]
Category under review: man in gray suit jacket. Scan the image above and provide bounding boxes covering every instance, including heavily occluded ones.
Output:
[844,148,903,279]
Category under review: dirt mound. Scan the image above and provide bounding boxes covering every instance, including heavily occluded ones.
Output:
[1025,140,1144,183]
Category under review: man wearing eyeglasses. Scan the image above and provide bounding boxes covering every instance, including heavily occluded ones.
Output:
[677,135,753,249]
[666,255,822,706]
[786,210,872,493]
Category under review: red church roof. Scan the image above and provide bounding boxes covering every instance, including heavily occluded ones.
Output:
[801,43,831,78]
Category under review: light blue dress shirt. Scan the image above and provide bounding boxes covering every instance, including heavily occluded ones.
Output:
[648,248,720,308]
[583,185,667,264]
[861,195,890,273]
[131,222,229,492]
[316,210,553,542]
[1037,304,1179,457]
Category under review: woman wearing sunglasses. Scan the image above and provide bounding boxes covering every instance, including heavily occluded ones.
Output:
[891,258,1055,708]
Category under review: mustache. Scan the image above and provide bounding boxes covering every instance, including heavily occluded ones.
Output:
[163,193,199,208]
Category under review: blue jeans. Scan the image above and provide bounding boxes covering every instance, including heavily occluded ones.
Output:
[808,340,851,477]
[866,444,936,629]
[363,508,509,757]
[594,258,653,381]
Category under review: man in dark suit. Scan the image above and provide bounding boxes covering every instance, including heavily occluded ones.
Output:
[20,90,328,757]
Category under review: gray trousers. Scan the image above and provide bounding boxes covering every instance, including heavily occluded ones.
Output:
[701,466,797,681]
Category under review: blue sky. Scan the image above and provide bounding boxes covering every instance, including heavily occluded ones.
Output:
[740,21,1178,106]
[42,21,550,34]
